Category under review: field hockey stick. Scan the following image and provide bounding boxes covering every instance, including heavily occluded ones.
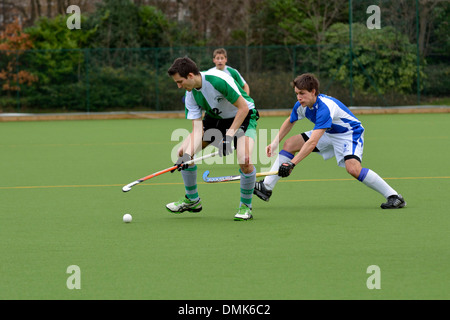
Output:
[202,170,278,183]
[122,150,219,192]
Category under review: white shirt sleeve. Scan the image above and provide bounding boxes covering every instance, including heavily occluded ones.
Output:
[185,91,202,120]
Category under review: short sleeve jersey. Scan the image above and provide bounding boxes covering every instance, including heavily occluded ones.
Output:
[290,94,364,135]
[185,69,255,120]
[208,65,247,89]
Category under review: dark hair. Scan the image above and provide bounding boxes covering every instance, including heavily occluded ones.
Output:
[168,57,200,78]
[292,73,320,96]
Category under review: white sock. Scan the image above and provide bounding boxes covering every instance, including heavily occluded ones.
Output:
[264,150,294,190]
[358,168,397,199]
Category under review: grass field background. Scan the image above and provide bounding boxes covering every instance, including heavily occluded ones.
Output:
[1,113,449,300]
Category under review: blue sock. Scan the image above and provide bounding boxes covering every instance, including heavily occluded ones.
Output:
[358,168,397,198]
[358,167,369,182]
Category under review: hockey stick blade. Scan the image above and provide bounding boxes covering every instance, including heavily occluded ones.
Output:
[122,181,140,192]
[203,170,278,183]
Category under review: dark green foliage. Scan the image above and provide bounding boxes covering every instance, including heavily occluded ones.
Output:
[1,0,447,112]
[324,23,421,95]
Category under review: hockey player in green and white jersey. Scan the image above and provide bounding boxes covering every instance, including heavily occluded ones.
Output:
[166,57,259,221]
[209,48,250,96]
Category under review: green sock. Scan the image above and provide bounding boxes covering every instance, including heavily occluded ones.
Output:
[239,167,256,208]
[181,165,199,202]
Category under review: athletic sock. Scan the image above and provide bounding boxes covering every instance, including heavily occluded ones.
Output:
[358,168,397,199]
[264,150,294,190]
[181,165,199,202]
[240,167,256,209]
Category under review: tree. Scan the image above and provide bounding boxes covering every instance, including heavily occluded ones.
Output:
[257,0,346,71]
[0,0,100,29]
[368,0,449,57]
[0,18,38,93]
[137,5,171,48]
[253,0,308,45]
[324,23,419,96]
[417,0,448,57]
[86,0,141,49]
[25,14,93,84]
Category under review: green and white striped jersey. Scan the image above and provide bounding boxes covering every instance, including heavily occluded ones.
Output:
[208,65,247,89]
[185,68,255,120]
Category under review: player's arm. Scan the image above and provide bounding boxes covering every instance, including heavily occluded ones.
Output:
[177,118,203,158]
[177,138,188,157]
[177,127,202,157]
[291,101,330,164]
[243,83,250,96]
[216,96,248,157]
[174,118,203,171]
[266,116,295,157]
[179,91,204,157]
[225,95,249,138]
[278,128,326,177]
[291,128,325,165]
[233,69,249,96]
[184,118,203,157]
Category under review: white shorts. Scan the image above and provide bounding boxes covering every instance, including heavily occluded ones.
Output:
[303,130,364,167]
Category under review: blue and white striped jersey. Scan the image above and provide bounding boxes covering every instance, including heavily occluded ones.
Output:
[290,94,364,136]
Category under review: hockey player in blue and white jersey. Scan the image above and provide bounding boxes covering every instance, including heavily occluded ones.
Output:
[254,73,406,209]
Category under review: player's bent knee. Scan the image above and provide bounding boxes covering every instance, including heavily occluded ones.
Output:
[283,137,302,154]
[346,167,360,179]
[345,160,362,179]
[239,163,254,174]
[237,154,251,166]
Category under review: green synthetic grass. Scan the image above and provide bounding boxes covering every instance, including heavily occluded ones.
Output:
[1,114,449,300]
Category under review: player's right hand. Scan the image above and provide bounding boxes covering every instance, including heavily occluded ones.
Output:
[172,153,192,172]
[219,135,234,157]
[266,144,273,157]
[278,161,295,177]
[266,143,278,157]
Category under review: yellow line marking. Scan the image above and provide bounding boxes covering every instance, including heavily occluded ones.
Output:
[0,142,171,148]
[1,176,449,190]
[287,176,450,182]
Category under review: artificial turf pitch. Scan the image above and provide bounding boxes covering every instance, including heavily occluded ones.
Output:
[0,114,449,300]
